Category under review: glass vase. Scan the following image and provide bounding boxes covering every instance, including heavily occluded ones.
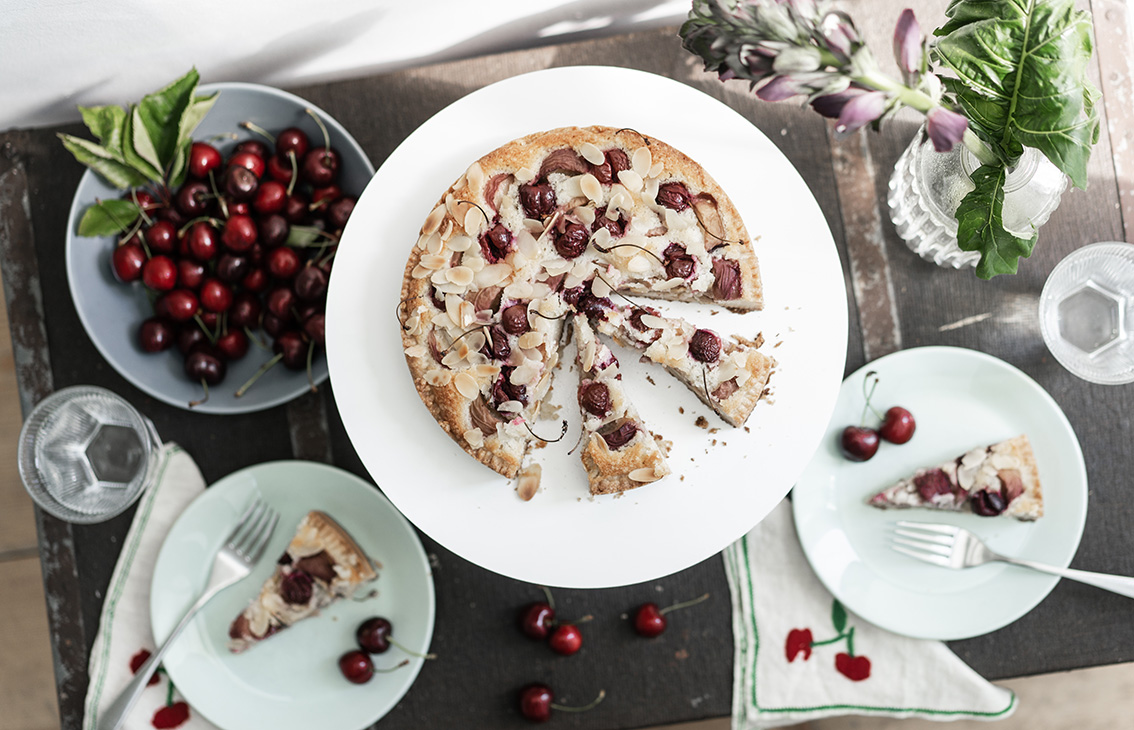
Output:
[887,125,1068,269]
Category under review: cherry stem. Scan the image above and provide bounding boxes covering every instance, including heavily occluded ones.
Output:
[239,120,276,143]
[860,370,882,425]
[540,586,556,613]
[285,151,298,196]
[306,341,317,393]
[522,419,568,443]
[559,613,594,626]
[304,108,332,159]
[374,659,411,673]
[188,378,209,408]
[702,365,715,404]
[616,127,651,146]
[691,205,741,249]
[396,297,415,331]
[207,170,229,219]
[592,241,664,266]
[177,215,222,238]
[246,327,270,351]
[165,677,175,706]
[388,636,437,660]
[443,325,490,355]
[194,314,218,344]
[130,189,154,226]
[454,199,491,228]
[658,592,710,616]
[235,353,282,397]
[529,309,568,321]
[551,689,606,713]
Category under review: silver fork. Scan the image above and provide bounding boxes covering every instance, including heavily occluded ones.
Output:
[97,498,279,730]
[892,521,1134,599]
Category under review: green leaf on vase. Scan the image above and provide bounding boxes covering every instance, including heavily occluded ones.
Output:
[77,198,140,237]
[955,164,1038,279]
[934,0,1099,189]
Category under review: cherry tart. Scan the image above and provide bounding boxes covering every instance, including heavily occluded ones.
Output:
[228,511,379,652]
[572,315,670,495]
[400,126,770,491]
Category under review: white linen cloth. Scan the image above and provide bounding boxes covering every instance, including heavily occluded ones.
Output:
[82,443,221,730]
[724,499,1017,729]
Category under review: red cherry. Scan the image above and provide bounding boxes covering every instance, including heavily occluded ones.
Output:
[188,142,222,179]
[267,246,301,279]
[138,317,174,353]
[222,214,258,253]
[311,184,342,208]
[338,650,373,684]
[111,241,146,282]
[144,220,177,255]
[229,292,262,329]
[253,180,288,215]
[228,151,266,179]
[235,139,270,160]
[519,684,554,723]
[356,617,393,654]
[302,147,340,186]
[879,406,916,444]
[216,329,249,361]
[177,259,206,290]
[142,255,177,291]
[275,127,309,161]
[548,624,582,656]
[242,268,269,293]
[839,426,879,462]
[187,221,220,262]
[266,154,296,184]
[284,193,309,224]
[159,289,199,322]
[199,277,233,313]
[227,199,251,216]
[518,602,555,640]
[125,190,159,213]
[633,604,666,638]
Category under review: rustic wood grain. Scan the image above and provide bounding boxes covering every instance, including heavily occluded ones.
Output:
[1092,0,1134,242]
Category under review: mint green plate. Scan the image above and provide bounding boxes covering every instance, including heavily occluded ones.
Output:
[792,346,1088,640]
[150,461,434,730]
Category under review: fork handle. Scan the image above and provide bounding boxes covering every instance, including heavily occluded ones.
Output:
[95,586,219,730]
[1001,557,1134,599]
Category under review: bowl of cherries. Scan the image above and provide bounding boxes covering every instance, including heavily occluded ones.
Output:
[64,80,374,413]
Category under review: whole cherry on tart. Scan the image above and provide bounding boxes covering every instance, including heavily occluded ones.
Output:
[632,592,711,638]
[879,406,916,444]
[519,684,606,724]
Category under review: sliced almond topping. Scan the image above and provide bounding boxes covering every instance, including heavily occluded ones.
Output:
[475,263,512,288]
[665,207,690,231]
[517,229,539,258]
[617,169,643,192]
[653,277,686,292]
[466,162,485,196]
[591,275,612,298]
[559,175,584,200]
[517,463,541,501]
[411,264,431,279]
[648,161,664,178]
[464,330,487,352]
[444,294,462,325]
[448,234,472,252]
[523,218,544,233]
[464,428,485,448]
[421,253,449,270]
[474,363,501,380]
[422,205,447,236]
[582,339,596,372]
[504,280,534,300]
[627,255,651,273]
[629,467,663,483]
[427,231,445,255]
[462,252,485,272]
[639,314,667,329]
[580,173,603,203]
[439,218,454,242]
[579,142,605,165]
[430,269,449,286]
[632,146,653,177]
[511,363,538,386]
[516,167,536,184]
[441,350,463,368]
[467,351,490,367]
[446,266,474,287]
[464,206,486,237]
[497,399,523,413]
[518,331,543,350]
[424,369,452,387]
[574,206,596,226]
[405,344,428,358]
[454,372,480,400]
[590,226,612,249]
[457,300,476,328]
[667,341,688,361]
[445,193,461,220]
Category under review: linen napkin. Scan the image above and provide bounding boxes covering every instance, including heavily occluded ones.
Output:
[724,499,1017,729]
[83,443,221,730]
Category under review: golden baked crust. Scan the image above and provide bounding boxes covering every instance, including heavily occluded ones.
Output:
[400,125,769,487]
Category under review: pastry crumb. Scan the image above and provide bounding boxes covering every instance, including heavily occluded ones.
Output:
[517,464,541,501]
[678,406,685,414]
[708,427,719,435]
[675,649,689,660]
[744,426,751,433]
[646,374,656,385]
[695,416,709,429]
[680,475,685,481]
[711,439,718,446]
[774,340,783,348]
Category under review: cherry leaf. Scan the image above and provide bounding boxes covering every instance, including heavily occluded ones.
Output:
[77,199,140,237]
[58,134,148,190]
[136,68,200,175]
[78,104,128,158]
[121,110,163,184]
[831,599,847,634]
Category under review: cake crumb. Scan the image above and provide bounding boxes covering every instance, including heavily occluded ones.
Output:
[653,433,673,456]
[734,332,765,349]
[675,649,689,660]
[646,374,656,385]
[708,427,719,435]
[695,416,709,429]
[711,439,717,446]
[774,340,783,348]
[744,426,751,433]
[516,464,541,501]
[722,441,727,447]
[680,475,685,481]
[679,406,685,414]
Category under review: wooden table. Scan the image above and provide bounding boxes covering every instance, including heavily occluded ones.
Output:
[3,2,1133,727]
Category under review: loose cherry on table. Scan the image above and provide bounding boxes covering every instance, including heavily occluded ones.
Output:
[839,426,880,462]
[548,624,583,656]
[519,685,606,724]
[338,649,374,684]
[519,601,556,640]
[838,371,915,462]
[879,406,916,444]
[632,592,711,638]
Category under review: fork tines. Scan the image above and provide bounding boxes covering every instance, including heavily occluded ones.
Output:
[891,521,958,565]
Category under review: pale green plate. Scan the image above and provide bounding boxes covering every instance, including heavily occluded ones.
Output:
[793,346,1088,640]
[151,461,434,730]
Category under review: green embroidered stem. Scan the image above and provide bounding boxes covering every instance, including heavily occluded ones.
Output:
[846,626,856,657]
[165,678,175,706]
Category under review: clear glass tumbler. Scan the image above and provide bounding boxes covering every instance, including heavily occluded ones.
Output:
[1039,242,1134,385]
[18,386,163,523]
[888,125,1068,269]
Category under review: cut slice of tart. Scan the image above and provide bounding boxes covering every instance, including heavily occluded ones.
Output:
[867,435,1043,520]
[572,315,669,495]
[228,510,379,653]
[591,302,774,427]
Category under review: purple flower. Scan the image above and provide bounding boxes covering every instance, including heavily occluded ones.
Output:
[810,87,869,118]
[834,91,888,134]
[756,75,807,101]
[893,9,922,75]
[926,106,969,152]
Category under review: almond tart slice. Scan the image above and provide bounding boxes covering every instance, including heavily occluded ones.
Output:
[572,315,670,495]
[868,435,1043,520]
[592,303,774,427]
[228,511,379,653]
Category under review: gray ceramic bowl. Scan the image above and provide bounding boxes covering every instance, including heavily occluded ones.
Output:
[65,82,374,414]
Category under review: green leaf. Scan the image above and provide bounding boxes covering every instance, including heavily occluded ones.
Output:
[831,600,847,634]
[135,68,200,175]
[955,164,1038,279]
[77,198,140,237]
[78,104,129,157]
[935,0,1098,189]
[168,92,218,187]
[120,107,163,184]
[58,133,148,189]
[286,225,332,247]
